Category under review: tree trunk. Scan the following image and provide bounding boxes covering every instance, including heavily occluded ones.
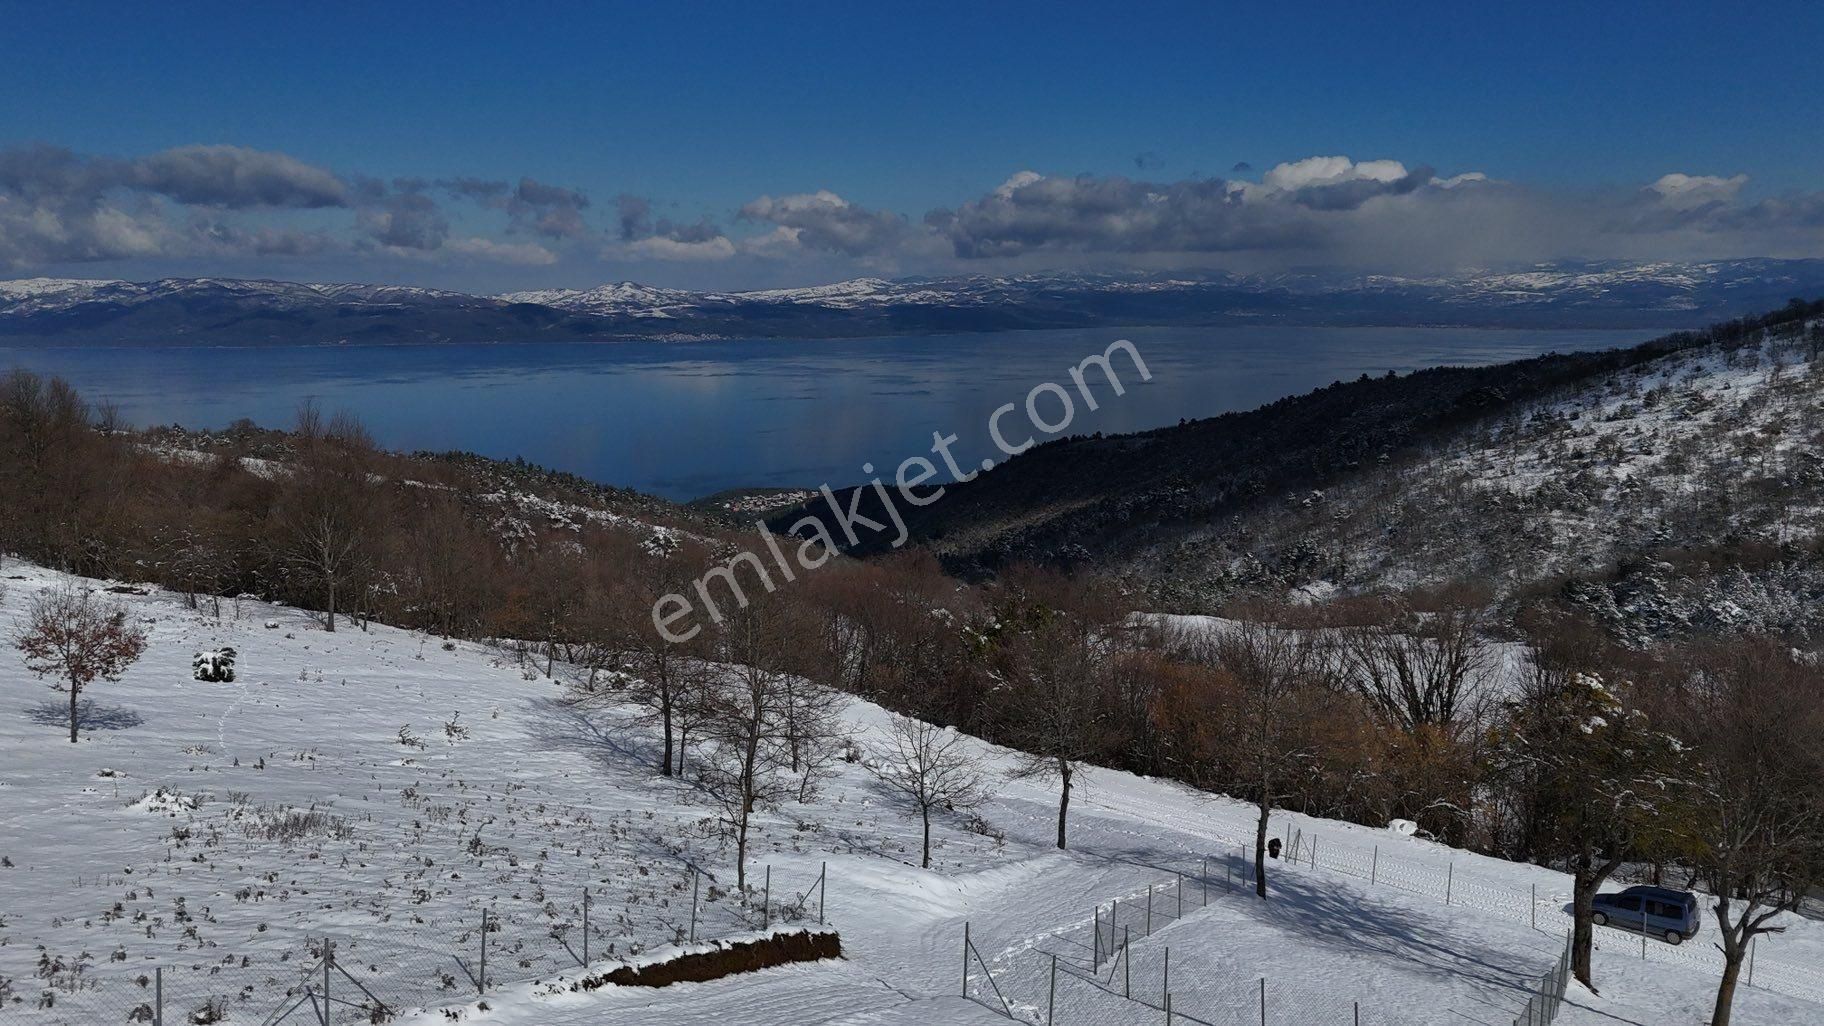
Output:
[1568,847,1625,991]
[921,805,932,868]
[739,704,761,814]
[1571,868,1600,990]
[1056,758,1072,850]
[324,579,337,633]
[1254,794,1270,898]
[1713,945,1744,1026]
[68,678,79,743]
[735,804,750,890]
[659,688,675,778]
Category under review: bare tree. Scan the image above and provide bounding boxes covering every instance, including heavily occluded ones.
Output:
[15,586,149,743]
[1205,609,1330,898]
[1328,590,1495,733]
[695,595,805,890]
[992,598,1117,851]
[778,667,849,802]
[868,714,991,868]
[565,539,718,778]
[1677,642,1824,1026]
[277,405,377,632]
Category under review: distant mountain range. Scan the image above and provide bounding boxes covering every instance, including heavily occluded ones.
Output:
[4,259,1824,346]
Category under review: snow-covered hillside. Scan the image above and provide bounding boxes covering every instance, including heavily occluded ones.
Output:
[495,282,699,317]
[1146,320,1824,639]
[0,564,1817,1025]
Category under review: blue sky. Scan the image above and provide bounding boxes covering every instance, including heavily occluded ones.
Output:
[3,1,1822,291]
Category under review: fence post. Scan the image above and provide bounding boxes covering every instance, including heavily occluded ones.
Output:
[1164,947,1170,1005]
[1354,1000,1359,1026]
[1531,883,1537,931]
[1048,953,1057,1025]
[1177,873,1184,917]
[324,939,332,1016]
[1094,905,1102,969]
[155,966,162,1026]
[1146,885,1153,935]
[764,864,772,931]
[819,861,827,925]
[1125,927,1131,997]
[962,921,970,997]
[1445,863,1454,905]
[479,909,487,993]
[583,888,591,964]
[1259,976,1266,1026]
[1166,991,1173,1024]
[1201,856,1209,905]
[1310,837,1317,870]
[1370,846,1378,885]
[1749,935,1757,986]
[690,870,700,944]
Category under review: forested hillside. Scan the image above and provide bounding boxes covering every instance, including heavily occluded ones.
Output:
[786,300,1824,644]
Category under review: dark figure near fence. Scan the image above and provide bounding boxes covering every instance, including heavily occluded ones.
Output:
[1267,838,1282,860]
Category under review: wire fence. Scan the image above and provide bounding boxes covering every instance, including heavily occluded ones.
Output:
[1510,932,1572,1026]
[0,860,830,1025]
[1288,825,1824,1006]
[1187,817,1824,1006]
[953,826,1821,1026]
[960,849,1469,1025]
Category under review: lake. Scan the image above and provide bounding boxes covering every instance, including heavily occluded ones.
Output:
[2,325,1652,501]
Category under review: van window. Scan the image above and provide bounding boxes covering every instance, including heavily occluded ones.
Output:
[1647,900,1678,918]
[1617,897,1642,912]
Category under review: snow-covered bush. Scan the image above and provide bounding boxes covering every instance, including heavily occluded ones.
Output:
[191,647,236,682]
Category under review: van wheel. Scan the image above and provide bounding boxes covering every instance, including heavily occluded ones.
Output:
[1665,931,1682,946]
[1592,912,1609,927]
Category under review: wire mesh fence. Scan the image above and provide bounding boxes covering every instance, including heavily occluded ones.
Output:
[960,850,1419,1025]
[0,859,831,1025]
[1510,932,1572,1026]
[1211,818,1824,1006]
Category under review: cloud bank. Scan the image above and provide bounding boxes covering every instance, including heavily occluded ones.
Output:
[3,143,1822,283]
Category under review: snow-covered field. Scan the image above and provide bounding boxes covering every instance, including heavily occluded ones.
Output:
[0,563,1818,1025]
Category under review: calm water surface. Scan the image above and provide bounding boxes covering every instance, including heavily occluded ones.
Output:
[3,325,1650,500]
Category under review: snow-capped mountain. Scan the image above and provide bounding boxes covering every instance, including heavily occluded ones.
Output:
[4,260,1823,346]
[497,281,700,316]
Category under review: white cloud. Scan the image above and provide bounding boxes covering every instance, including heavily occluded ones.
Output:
[738,190,908,256]
[1649,172,1749,206]
[993,171,1044,198]
[1261,156,1409,192]
[624,234,737,262]
[445,237,558,265]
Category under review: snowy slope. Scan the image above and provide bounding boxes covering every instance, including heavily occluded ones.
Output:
[0,563,1817,1025]
[1142,321,1824,637]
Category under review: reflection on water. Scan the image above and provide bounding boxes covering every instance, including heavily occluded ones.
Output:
[2,325,1648,500]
